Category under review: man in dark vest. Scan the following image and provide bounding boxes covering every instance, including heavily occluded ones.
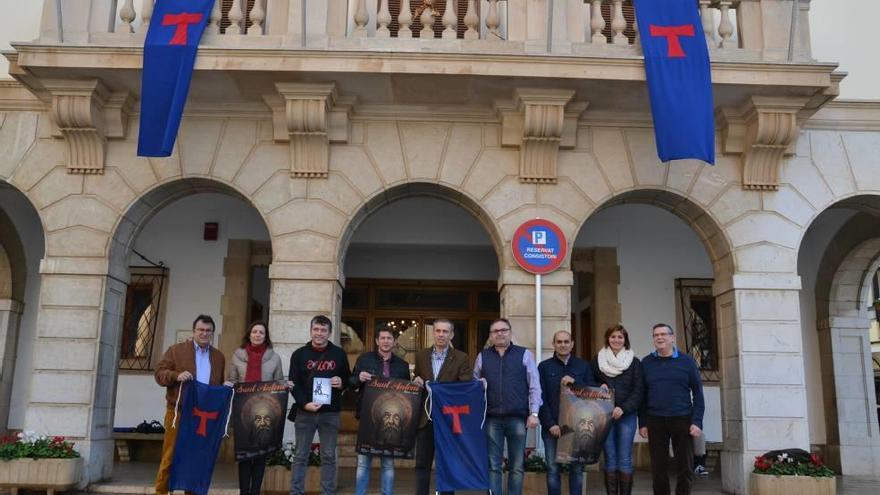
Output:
[473,318,542,495]
[412,318,473,495]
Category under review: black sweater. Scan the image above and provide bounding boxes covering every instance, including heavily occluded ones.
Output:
[591,354,644,416]
[288,341,352,413]
[638,350,704,429]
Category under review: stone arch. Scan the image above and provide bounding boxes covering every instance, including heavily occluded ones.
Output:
[336,181,506,282]
[0,181,43,437]
[574,187,752,491]
[808,196,880,475]
[71,177,274,481]
[581,188,736,279]
[107,177,273,280]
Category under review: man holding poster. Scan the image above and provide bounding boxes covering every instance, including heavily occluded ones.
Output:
[287,315,351,495]
[538,331,597,495]
[350,327,412,495]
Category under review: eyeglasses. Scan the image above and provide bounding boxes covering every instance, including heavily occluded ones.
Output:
[489,328,511,334]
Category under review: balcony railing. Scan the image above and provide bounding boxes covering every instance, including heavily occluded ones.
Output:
[34,1,811,64]
[111,0,741,49]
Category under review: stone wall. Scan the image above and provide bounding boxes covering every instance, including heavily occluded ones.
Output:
[1,94,880,490]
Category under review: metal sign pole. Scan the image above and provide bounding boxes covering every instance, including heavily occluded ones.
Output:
[535,272,543,454]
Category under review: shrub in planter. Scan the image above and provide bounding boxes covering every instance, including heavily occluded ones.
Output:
[263,442,321,493]
[0,432,82,493]
[751,449,836,495]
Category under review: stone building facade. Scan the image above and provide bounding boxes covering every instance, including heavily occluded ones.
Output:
[0,1,879,493]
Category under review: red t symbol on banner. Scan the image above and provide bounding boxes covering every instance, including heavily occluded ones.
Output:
[192,407,219,437]
[442,405,471,434]
[162,13,204,45]
[649,24,695,58]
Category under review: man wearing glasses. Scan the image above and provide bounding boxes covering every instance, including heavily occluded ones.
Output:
[638,323,705,495]
[473,318,542,495]
[154,314,226,495]
[412,318,473,495]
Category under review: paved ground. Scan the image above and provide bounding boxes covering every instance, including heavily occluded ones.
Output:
[70,462,880,494]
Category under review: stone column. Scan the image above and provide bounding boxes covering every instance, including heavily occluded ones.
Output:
[0,299,23,433]
[498,267,572,363]
[23,256,124,485]
[817,313,880,475]
[716,274,811,494]
[267,262,342,362]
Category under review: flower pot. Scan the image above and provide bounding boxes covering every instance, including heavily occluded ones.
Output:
[750,473,836,495]
[262,465,321,493]
[0,458,82,494]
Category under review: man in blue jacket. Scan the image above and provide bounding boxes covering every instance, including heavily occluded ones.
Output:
[638,323,705,495]
[538,330,597,495]
[473,318,542,495]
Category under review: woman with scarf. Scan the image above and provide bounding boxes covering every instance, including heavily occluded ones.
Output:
[225,321,285,495]
[592,324,644,495]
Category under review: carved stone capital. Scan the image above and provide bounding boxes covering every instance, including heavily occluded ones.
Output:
[719,96,810,191]
[496,88,584,184]
[42,79,131,175]
[263,83,355,178]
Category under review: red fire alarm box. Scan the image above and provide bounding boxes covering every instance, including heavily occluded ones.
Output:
[203,222,219,241]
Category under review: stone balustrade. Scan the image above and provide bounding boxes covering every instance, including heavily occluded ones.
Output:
[36,0,810,62]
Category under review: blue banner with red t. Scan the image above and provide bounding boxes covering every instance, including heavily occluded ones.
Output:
[429,380,490,492]
[634,0,715,165]
[137,0,213,157]
[169,381,233,495]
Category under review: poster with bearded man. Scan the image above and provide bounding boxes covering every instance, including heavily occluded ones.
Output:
[231,381,289,461]
[556,385,614,465]
[356,377,422,458]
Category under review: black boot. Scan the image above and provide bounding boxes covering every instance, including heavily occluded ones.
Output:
[618,472,633,495]
[604,470,619,495]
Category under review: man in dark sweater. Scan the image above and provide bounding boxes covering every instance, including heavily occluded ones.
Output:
[638,323,705,495]
[288,315,352,495]
[538,330,597,495]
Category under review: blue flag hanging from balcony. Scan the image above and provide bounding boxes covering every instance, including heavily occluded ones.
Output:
[634,0,715,165]
[137,0,214,157]
[169,381,233,495]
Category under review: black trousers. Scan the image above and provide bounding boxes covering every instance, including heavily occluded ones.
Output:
[415,425,454,495]
[238,456,267,495]
[646,415,694,495]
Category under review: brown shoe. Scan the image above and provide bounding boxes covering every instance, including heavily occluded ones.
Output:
[618,472,633,495]
[604,470,619,495]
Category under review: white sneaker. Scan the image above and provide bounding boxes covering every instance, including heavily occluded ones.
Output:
[694,465,709,476]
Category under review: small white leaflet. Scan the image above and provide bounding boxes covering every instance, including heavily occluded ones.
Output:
[312,377,331,405]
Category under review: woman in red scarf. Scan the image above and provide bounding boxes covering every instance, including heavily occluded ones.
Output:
[225,321,284,495]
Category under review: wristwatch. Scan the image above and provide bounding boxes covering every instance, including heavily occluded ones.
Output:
[530,412,538,418]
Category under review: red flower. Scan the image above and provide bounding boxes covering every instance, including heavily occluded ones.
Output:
[754,456,772,471]
[810,453,823,466]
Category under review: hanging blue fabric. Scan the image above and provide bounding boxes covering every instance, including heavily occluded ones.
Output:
[428,380,490,492]
[169,381,233,495]
[634,0,716,164]
[137,0,214,157]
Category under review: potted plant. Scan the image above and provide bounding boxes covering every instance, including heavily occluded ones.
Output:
[0,431,83,493]
[263,442,322,493]
[751,448,836,495]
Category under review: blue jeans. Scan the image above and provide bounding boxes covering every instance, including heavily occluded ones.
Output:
[542,430,583,495]
[602,412,637,474]
[486,416,527,495]
[355,453,394,495]
[290,411,339,495]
